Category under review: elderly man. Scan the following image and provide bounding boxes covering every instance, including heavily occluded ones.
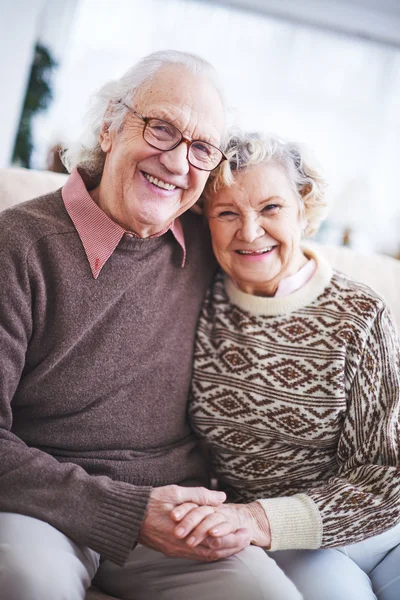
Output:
[0,51,299,600]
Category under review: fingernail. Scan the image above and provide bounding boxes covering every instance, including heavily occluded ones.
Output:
[211,528,219,535]
[187,536,196,546]
[176,527,185,537]
[174,511,181,519]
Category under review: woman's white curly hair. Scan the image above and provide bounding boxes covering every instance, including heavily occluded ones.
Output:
[61,49,225,181]
[204,129,328,237]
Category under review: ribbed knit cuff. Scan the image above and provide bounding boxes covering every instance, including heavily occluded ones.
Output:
[87,481,152,566]
[257,494,322,551]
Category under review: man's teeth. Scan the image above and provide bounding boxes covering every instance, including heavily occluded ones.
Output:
[143,172,176,191]
[237,247,274,255]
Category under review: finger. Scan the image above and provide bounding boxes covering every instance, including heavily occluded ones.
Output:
[173,485,226,507]
[204,521,235,538]
[174,505,216,539]
[186,514,234,548]
[202,528,252,550]
[193,535,251,562]
[171,502,199,522]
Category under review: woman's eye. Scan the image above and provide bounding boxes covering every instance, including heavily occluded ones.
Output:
[218,211,237,218]
[262,204,280,213]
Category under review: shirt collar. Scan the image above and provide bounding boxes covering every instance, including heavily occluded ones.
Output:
[62,168,186,278]
[274,258,317,298]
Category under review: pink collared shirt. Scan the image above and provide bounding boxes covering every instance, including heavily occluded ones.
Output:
[275,258,316,297]
[61,168,186,278]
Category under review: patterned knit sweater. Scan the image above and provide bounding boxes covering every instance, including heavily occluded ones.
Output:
[189,248,400,551]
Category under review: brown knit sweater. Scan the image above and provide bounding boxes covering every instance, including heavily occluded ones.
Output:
[189,249,400,551]
[0,189,215,565]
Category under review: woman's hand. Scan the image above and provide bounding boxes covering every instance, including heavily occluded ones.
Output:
[171,501,271,549]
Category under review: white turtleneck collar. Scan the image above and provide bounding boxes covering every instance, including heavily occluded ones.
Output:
[224,246,333,317]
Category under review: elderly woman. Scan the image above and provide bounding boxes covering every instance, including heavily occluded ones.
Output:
[171,132,400,599]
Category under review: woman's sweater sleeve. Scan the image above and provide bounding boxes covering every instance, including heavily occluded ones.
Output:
[258,302,400,550]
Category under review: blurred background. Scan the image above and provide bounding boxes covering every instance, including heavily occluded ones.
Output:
[1,0,399,257]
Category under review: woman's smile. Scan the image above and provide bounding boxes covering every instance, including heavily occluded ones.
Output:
[207,162,306,296]
[234,245,278,261]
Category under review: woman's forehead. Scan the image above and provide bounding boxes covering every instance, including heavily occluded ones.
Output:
[211,163,294,206]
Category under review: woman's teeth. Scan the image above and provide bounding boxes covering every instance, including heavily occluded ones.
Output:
[143,172,176,191]
[237,246,275,255]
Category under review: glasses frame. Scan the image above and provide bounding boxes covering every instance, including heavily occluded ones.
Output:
[119,101,226,172]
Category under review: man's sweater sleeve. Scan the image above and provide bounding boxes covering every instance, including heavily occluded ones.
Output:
[0,227,151,566]
[258,302,400,550]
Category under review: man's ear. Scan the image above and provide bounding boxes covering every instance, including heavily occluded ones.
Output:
[99,121,112,152]
[99,100,118,152]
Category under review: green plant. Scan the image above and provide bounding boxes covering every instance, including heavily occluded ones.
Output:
[12,43,57,168]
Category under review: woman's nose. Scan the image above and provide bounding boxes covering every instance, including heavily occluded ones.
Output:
[236,217,264,243]
[159,141,190,176]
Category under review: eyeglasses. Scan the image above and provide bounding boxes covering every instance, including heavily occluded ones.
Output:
[119,101,226,172]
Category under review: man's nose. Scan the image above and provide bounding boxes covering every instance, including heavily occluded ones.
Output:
[236,216,264,243]
[159,141,190,176]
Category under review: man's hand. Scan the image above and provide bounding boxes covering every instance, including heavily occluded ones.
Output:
[171,501,271,549]
[138,485,251,561]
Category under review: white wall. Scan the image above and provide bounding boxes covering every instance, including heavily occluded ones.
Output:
[197,0,400,47]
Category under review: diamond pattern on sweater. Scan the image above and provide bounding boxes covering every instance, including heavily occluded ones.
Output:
[190,267,400,548]
[265,358,313,389]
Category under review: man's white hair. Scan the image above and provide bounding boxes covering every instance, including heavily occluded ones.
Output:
[61,50,225,180]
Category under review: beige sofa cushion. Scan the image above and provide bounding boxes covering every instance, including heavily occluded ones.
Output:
[0,167,68,210]
[309,242,400,332]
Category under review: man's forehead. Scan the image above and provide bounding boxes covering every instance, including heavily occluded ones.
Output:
[134,65,225,138]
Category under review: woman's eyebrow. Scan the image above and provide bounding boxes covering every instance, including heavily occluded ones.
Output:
[211,201,236,210]
[259,195,284,204]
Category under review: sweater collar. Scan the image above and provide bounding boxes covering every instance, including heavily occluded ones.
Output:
[62,168,186,279]
[225,246,333,316]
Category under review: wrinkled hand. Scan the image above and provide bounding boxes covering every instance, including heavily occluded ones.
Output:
[171,501,271,549]
[138,485,251,561]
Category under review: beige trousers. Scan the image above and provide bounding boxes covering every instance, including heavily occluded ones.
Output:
[0,512,301,600]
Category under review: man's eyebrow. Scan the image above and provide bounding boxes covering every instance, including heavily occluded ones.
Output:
[146,109,220,144]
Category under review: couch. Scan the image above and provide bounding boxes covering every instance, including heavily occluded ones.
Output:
[1,167,399,600]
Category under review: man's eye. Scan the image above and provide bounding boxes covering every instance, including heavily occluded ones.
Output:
[191,142,212,157]
[148,121,176,140]
[152,124,173,135]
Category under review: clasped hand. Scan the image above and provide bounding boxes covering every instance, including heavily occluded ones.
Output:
[171,500,271,551]
[138,485,255,561]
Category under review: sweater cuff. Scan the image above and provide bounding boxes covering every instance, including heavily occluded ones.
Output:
[87,481,152,565]
[257,494,322,551]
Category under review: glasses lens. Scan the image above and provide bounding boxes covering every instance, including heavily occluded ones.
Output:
[189,141,223,171]
[144,118,181,149]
